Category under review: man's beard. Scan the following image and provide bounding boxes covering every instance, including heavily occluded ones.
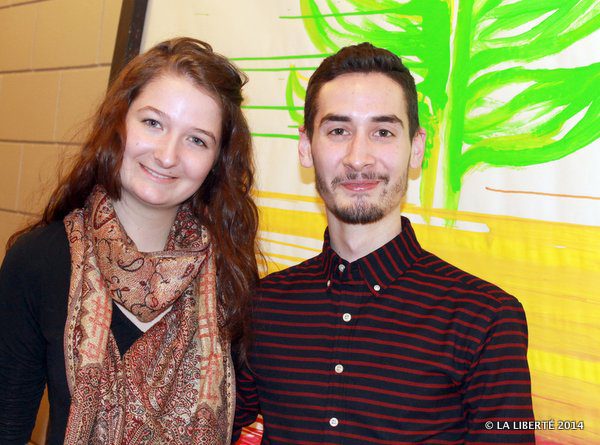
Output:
[316,171,407,225]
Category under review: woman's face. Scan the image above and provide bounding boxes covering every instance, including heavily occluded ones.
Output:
[118,73,222,215]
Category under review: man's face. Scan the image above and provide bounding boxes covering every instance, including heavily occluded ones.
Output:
[299,72,425,225]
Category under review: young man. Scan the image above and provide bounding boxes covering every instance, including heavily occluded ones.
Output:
[234,43,534,444]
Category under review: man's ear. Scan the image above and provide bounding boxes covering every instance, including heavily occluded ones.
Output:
[298,126,314,168]
[409,127,426,169]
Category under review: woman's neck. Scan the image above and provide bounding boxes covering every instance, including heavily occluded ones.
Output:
[112,197,178,252]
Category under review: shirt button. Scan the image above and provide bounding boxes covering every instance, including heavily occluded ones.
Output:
[373,284,381,292]
[326,279,331,287]
[334,364,344,373]
[338,264,345,273]
[329,417,339,427]
[342,313,351,322]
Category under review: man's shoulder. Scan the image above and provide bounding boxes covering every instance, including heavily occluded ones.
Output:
[413,249,523,311]
[259,253,324,289]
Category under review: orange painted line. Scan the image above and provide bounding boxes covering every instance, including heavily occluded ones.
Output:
[486,187,600,201]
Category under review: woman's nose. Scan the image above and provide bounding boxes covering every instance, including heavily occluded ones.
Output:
[153,136,179,168]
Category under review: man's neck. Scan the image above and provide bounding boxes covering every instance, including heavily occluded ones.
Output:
[327,210,403,263]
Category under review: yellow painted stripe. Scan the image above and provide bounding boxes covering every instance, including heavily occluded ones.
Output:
[529,349,600,386]
[258,236,321,253]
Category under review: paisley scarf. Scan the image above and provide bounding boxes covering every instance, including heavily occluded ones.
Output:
[63,186,233,444]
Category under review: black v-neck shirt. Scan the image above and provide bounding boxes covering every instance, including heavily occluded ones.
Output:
[0,222,143,444]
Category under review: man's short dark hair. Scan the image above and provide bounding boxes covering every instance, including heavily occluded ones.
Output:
[304,42,420,139]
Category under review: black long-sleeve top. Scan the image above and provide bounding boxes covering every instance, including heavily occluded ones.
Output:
[0,222,142,445]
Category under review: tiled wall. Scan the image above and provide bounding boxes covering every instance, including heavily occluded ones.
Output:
[0,1,122,442]
[0,0,122,261]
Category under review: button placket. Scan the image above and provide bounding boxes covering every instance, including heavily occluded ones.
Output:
[329,260,352,434]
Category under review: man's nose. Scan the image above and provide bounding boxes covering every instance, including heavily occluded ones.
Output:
[342,131,375,170]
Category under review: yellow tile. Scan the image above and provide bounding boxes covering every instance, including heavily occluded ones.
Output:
[0,1,37,5]
[0,143,22,210]
[0,4,36,70]
[0,210,30,262]
[99,0,122,63]
[32,0,103,69]
[0,71,60,141]
[56,66,109,142]
[17,144,76,214]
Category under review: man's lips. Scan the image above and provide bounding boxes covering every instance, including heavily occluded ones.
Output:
[339,180,380,192]
[140,164,175,181]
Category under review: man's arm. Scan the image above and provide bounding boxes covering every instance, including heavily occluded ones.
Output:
[463,292,535,444]
[232,359,261,443]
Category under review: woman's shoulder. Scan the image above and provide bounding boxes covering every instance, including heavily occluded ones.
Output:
[4,221,69,274]
[10,221,67,252]
[1,221,71,320]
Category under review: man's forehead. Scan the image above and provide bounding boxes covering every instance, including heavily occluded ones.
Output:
[314,72,409,124]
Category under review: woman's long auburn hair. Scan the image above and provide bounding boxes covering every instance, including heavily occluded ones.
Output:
[8,37,259,360]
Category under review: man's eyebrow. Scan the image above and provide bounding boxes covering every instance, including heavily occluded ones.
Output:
[318,113,405,128]
[372,115,404,126]
[136,105,217,143]
[318,114,351,126]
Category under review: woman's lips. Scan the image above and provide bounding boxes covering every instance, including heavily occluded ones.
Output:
[140,164,175,181]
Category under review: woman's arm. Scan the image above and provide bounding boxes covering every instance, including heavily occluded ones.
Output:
[0,238,47,444]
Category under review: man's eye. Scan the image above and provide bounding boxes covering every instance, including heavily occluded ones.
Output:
[330,128,347,136]
[377,129,393,137]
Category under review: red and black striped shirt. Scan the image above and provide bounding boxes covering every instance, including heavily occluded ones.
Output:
[234,217,534,444]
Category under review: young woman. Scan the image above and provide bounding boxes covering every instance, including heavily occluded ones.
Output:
[0,37,259,444]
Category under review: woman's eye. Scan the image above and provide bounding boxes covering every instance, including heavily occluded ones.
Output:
[142,118,161,129]
[189,136,205,147]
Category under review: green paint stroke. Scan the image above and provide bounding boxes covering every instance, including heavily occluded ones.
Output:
[286,66,308,125]
[289,0,600,214]
[291,0,451,212]
[252,133,300,140]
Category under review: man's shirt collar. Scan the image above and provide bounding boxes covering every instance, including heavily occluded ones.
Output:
[321,216,424,295]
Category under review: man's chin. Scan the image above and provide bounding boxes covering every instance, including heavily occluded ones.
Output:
[330,204,385,225]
